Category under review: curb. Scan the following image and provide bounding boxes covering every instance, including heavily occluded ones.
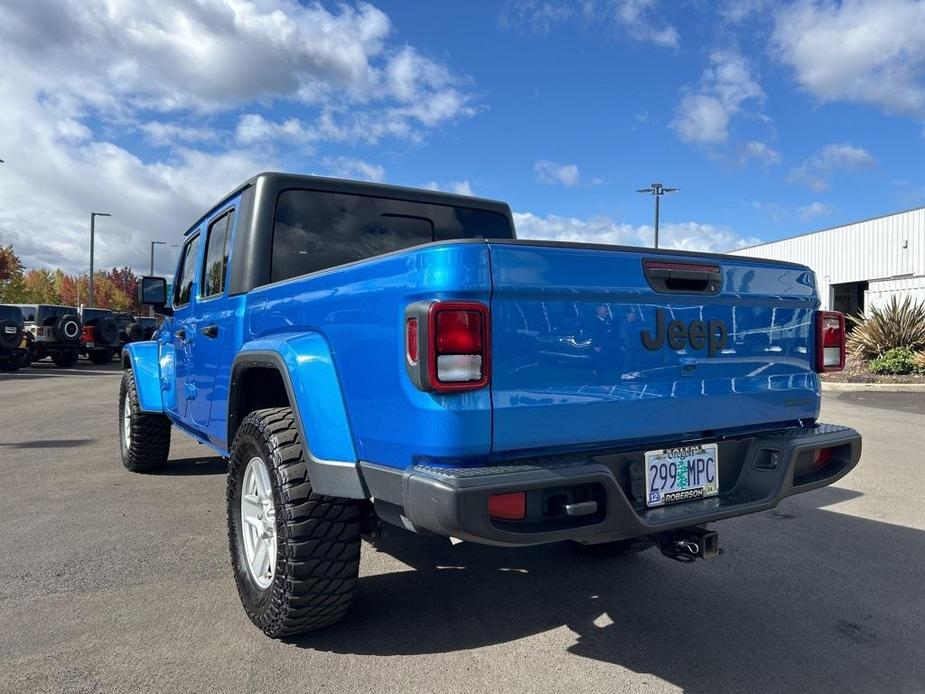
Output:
[821,381,925,393]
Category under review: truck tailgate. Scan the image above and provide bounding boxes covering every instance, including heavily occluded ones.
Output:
[487,241,819,455]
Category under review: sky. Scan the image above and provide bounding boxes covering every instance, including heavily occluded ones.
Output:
[1,0,924,276]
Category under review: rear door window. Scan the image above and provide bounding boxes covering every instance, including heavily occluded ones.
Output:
[201,210,234,299]
[174,235,201,307]
[270,189,513,284]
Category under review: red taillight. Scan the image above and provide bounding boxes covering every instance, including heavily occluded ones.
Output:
[404,300,490,392]
[436,310,483,354]
[406,317,418,364]
[82,326,95,341]
[813,447,833,469]
[488,491,526,520]
[815,310,846,372]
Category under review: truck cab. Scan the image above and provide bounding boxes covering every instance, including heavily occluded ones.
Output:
[119,172,861,639]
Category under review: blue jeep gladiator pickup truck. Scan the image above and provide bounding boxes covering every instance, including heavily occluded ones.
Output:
[121,172,861,638]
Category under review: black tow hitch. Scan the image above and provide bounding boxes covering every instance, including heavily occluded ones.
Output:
[656,526,720,562]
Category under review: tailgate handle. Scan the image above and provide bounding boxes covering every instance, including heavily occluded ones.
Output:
[643,260,721,294]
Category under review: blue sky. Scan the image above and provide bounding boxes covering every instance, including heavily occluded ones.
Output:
[1,0,924,273]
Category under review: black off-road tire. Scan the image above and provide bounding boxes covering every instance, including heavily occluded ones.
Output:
[119,368,171,472]
[572,536,655,557]
[54,314,81,343]
[94,317,118,345]
[89,348,114,365]
[228,407,363,638]
[52,349,78,368]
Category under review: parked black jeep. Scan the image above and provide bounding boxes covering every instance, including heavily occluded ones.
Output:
[16,304,82,367]
[79,307,120,364]
[0,304,28,372]
[113,313,159,356]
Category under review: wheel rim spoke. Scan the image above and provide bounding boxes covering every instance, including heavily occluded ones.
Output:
[240,456,277,589]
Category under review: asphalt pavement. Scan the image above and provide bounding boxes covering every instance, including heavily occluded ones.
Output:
[1,361,922,693]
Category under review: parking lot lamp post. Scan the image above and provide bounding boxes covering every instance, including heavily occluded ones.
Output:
[636,183,679,249]
[89,212,111,307]
[149,241,166,315]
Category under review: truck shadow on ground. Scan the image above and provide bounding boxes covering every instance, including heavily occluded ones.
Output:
[0,362,124,379]
[292,486,921,693]
[155,456,228,476]
[0,439,97,449]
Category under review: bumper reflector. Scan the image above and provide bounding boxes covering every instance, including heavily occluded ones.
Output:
[488,492,526,521]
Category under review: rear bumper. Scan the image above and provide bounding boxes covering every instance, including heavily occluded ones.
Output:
[361,423,861,546]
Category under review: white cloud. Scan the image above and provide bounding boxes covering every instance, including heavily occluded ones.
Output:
[139,122,218,147]
[798,201,834,221]
[501,0,679,47]
[610,0,680,48]
[740,140,781,166]
[672,50,765,144]
[534,160,583,187]
[321,157,386,183]
[773,0,925,116]
[720,0,773,23]
[0,1,475,143]
[788,143,876,192]
[513,212,760,252]
[422,180,476,196]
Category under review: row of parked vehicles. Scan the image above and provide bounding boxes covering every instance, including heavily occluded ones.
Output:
[0,303,158,371]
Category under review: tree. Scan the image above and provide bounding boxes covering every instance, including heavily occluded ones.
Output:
[0,244,25,302]
[109,267,139,311]
[21,269,60,303]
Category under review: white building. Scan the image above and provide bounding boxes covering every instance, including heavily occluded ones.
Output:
[730,206,925,315]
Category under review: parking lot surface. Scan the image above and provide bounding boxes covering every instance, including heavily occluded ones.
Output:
[1,362,922,693]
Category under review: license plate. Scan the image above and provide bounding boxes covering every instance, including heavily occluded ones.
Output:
[3,327,14,334]
[644,444,719,507]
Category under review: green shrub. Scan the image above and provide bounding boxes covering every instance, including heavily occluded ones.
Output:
[847,296,925,360]
[868,347,921,375]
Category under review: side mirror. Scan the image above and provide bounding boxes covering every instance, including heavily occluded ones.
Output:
[138,276,173,316]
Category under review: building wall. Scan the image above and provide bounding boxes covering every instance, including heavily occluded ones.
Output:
[730,207,925,312]
[866,276,925,313]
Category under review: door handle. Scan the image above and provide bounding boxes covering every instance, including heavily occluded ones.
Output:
[175,328,187,341]
[200,325,219,338]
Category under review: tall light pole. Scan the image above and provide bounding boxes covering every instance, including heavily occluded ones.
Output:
[89,212,111,307]
[636,182,679,249]
[149,241,166,275]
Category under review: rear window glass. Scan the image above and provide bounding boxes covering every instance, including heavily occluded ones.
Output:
[36,305,76,325]
[0,306,20,322]
[81,309,111,322]
[17,305,38,322]
[271,189,513,283]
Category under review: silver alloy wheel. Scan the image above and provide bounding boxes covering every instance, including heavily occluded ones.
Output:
[63,320,79,339]
[241,456,277,590]
[122,396,132,448]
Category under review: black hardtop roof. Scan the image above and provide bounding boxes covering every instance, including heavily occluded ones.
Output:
[10,303,77,311]
[186,172,514,236]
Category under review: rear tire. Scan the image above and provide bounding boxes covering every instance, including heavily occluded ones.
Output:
[52,349,78,368]
[89,348,114,365]
[228,407,362,638]
[119,369,171,472]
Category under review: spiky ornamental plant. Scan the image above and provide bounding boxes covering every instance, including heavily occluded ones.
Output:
[846,296,925,361]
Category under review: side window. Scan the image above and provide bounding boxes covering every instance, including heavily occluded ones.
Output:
[174,234,201,307]
[201,210,234,298]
